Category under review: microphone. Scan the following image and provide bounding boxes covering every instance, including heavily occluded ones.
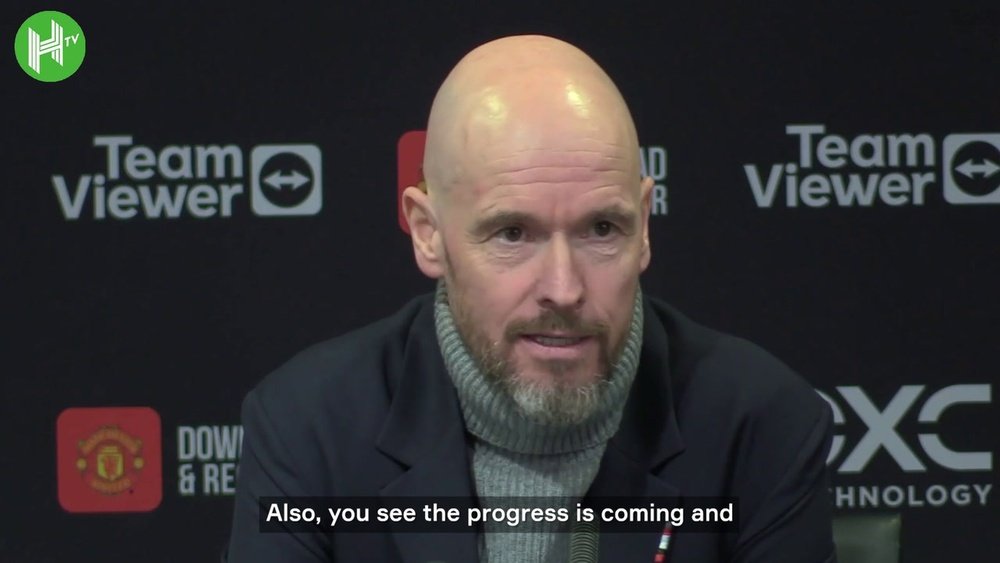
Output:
[568,519,600,562]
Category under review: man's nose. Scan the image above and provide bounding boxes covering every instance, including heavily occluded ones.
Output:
[536,235,584,310]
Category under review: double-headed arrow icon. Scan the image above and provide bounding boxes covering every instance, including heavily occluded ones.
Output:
[263,169,309,190]
[955,159,1000,179]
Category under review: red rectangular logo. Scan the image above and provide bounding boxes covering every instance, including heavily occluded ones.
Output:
[56,406,162,513]
[397,130,427,234]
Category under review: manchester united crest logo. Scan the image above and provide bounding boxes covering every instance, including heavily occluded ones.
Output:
[57,406,162,513]
[75,424,145,494]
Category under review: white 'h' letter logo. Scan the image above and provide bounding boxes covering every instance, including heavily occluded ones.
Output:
[28,19,64,74]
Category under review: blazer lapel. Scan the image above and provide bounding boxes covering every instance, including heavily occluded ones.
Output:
[586,443,680,562]
[375,298,480,563]
[584,297,687,562]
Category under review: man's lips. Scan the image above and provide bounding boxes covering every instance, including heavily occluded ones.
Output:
[521,334,591,347]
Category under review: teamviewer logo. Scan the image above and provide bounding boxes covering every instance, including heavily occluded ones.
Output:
[250,145,323,216]
[942,134,1000,204]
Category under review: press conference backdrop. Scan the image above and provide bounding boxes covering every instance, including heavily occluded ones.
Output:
[3,3,997,562]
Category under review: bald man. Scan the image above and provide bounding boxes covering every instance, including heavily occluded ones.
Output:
[226,36,836,563]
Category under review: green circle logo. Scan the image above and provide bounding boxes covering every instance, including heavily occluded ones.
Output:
[14,11,86,82]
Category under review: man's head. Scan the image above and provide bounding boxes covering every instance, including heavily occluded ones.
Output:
[403,35,653,425]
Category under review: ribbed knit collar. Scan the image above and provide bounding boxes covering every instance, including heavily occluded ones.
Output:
[434,281,643,455]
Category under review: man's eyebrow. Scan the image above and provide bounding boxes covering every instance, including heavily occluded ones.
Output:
[469,204,639,238]
[582,204,638,230]
[470,210,537,238]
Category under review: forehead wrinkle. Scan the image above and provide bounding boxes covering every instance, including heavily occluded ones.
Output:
[481,146,633,175]
[485,149,629,166]
[484,183,625,193]
[490,167,632,188]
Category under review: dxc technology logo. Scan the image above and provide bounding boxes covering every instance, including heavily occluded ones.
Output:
[745,124,1000,207]
[53,136,322,220]
[818,384,992,473]
[14,11,85,82]
[818,384,993,510]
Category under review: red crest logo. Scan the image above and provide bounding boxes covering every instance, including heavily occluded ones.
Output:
[57,406,162,513]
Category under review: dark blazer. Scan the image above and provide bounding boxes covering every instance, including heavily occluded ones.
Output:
[226,293,836,562]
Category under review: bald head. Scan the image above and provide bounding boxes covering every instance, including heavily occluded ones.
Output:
[423,35,641,207]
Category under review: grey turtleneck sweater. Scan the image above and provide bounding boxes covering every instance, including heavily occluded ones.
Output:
[433,282,644,563]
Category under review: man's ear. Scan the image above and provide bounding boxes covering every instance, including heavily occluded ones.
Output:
[639,176,654,272]
[402,186,445,278]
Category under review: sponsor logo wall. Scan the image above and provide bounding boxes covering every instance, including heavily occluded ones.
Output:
[4,4,997,562]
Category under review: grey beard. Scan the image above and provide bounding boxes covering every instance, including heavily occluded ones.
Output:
[442,271,623,427]
[504,375,609,426]
[471,341,612,427]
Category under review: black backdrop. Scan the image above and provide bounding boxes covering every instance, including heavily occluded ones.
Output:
[3,3,998,562]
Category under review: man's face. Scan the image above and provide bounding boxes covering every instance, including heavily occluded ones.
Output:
[440,132,651,424]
